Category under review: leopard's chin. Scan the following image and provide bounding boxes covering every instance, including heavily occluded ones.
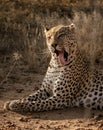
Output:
[55,49,69,65]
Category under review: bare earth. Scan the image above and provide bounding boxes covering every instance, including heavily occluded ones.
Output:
[0,63,103,130]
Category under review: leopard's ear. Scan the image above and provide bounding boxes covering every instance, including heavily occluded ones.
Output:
[69,23,76,30]
[44,26,49,34]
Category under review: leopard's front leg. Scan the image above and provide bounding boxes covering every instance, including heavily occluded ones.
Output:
[4,95,68,112]
[4,79,53,111]
[4,74,75,112]
[4,87,51,111]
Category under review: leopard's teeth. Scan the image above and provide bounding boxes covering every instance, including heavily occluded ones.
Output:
[64,58,67,61]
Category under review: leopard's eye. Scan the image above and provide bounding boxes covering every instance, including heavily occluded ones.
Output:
[57,33,65,39]
[48,36,51,40]
[48,35,53,40]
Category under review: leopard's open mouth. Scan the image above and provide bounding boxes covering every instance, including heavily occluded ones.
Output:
[54,49,69,65]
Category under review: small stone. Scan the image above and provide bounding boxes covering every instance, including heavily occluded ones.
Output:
[16,88,24,93]
[19,117,29,122]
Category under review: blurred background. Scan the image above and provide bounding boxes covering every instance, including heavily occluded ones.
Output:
[0,0,103,85]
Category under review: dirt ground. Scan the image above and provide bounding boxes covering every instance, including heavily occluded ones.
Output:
[0,60,103,130]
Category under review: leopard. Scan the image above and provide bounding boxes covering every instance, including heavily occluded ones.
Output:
[4,23,103,112]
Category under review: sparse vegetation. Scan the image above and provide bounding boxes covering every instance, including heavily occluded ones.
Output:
[0,1,103,130]
[74,11,103,66]
[0,0,103,84]
[0,1,102,81]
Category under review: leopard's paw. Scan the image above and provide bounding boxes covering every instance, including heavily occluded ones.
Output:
[4,100,19,111]
[4,101,11,110]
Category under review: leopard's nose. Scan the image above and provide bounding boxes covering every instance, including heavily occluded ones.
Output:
[52,43,57,48]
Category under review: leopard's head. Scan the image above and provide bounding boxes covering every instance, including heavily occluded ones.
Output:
[44,24,77,66]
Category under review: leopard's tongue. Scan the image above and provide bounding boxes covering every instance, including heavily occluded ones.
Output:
[58,52,69,65]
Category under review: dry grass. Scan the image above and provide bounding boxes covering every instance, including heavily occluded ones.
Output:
[73,11,103,66]
[0,0,103,73]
